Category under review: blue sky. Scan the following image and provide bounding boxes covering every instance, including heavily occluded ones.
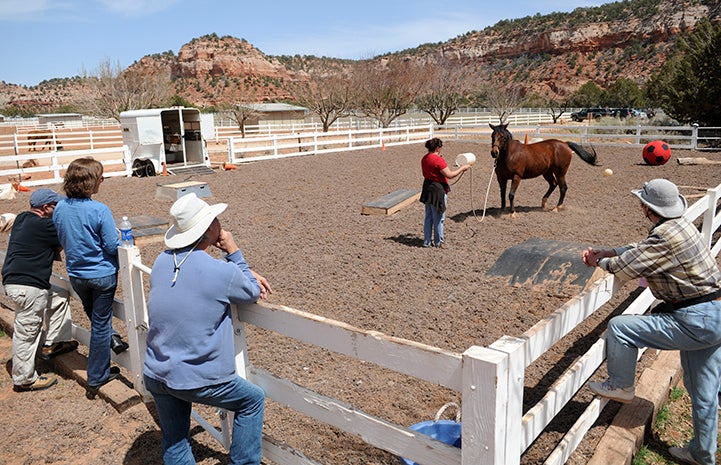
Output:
[1,0,607,87]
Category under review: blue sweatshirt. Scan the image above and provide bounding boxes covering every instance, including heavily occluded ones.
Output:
[53,197,119,278]
[143,248,260,390]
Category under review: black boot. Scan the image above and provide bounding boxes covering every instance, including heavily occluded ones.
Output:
[110,334,129,354]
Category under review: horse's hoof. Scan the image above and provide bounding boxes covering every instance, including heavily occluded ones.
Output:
[510,212,517,219]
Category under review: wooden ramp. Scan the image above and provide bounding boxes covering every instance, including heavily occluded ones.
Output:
[361,189,420,216]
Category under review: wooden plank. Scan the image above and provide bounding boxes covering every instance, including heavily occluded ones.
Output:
[677,157,721,165]
[361,189,420,216]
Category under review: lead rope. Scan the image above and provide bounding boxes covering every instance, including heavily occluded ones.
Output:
[451,160,496,223]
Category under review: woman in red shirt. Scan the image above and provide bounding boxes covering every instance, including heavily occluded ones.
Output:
[419,138,470,248]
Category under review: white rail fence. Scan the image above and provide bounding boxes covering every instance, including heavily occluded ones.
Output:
[2,183,718,464]
[0,122,717,187]
[0,146,131,188]
[225,125,433,163]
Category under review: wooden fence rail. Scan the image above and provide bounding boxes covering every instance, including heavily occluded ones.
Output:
[2,182,716,463]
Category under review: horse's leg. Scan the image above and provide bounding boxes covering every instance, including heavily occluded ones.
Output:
[555,175,568,211]
[508,175,522,217]
[541,172,557,210]
[497,175,507,211]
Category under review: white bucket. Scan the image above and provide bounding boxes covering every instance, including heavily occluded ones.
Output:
[0,213,16,232]
[454,152,476,166]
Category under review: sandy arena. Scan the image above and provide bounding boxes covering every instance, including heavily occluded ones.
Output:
[0,138,719,465]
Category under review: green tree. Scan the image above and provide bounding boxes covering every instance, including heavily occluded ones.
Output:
[605,77,644,108]
[569,81,604,107]
[646,17,721,126]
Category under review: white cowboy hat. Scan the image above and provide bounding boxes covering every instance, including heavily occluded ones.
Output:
[164,193,227,249]
[631,178,687,219]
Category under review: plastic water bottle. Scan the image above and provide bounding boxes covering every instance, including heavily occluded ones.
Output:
[119,216,134,247]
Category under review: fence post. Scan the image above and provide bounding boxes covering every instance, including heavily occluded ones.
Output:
[701,186,720,248]
[117,245,151,400]
[461,345,511,465]
[489,336,525,465]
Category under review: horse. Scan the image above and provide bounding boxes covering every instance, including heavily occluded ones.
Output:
[27,129,62,152]
[489,123,597,217]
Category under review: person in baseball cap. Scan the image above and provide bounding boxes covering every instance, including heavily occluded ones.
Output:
[3,187,75,392]
[29,188,64,208]
[582,178,721,465]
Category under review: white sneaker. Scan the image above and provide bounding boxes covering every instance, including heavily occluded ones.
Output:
[668,446,703,465]
[589,380,635,403]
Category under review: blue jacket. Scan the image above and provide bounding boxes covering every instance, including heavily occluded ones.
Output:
[143,248,260,390]
[53,198,119,278]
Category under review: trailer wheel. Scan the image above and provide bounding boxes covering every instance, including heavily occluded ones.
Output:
[144,160,156,177]
[132,160,145,177]
[132,160,157,177]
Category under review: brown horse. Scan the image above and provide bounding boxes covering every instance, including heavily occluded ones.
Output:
[490,123,597,216]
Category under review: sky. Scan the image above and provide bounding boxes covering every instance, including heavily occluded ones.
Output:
[1,0,608,87]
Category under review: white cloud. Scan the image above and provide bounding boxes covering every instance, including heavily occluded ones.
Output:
[0,0,51,19]
[95,0,180,16]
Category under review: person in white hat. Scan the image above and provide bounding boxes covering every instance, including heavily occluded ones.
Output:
[2,188,76,391]
[143,192,272,465]
[582,178,721,465]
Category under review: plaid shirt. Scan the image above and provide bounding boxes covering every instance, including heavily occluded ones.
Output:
[601,216,721,303]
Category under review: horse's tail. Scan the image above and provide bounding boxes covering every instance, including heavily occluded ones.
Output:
[567,141,598,166]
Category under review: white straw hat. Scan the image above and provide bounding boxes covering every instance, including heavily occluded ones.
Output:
[631,178,687,219]
[164,193,227,249]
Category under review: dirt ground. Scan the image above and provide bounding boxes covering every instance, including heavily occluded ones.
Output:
[0,137,720,465]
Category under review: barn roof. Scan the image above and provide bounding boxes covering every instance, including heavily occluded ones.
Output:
[239,103,307,113]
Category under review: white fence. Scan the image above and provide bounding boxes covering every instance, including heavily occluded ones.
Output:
[5,182,718,464]
[225,125,433,163]
[0,146,131,188]
[0,121,717,188]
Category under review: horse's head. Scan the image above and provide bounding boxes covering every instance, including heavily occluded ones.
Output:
[489,123,511,159]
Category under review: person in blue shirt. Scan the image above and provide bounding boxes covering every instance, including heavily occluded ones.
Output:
[143,192,272,465]
[53,157,128,390]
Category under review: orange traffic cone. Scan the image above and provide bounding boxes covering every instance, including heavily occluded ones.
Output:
[160,162,169,176]
[381,140,386,151]
[12,182,32,192]
[524,133,529,144]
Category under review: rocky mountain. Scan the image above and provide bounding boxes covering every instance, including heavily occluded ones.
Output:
[2,0,719,112]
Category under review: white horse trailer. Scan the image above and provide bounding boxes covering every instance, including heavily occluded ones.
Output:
[120,107,214,176]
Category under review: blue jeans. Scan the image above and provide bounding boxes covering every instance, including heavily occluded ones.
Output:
[144,375,265,465]
[423,196,446,247]
[605,300,721,465]
[70,274,117,387]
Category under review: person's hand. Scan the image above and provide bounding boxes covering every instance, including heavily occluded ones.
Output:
[215,228,239,255]
[252,270,272,299]
[582,247,598,267]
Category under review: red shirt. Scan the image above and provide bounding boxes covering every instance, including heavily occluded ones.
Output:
[421,152,448,184]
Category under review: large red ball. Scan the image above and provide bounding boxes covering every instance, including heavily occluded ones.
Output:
[642,140,671,166]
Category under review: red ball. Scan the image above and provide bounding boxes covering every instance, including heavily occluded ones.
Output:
[642,140,671,166]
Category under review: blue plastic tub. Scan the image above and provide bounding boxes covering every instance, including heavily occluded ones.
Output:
[399,419,462,465]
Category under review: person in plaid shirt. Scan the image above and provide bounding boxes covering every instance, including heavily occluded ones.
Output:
[582,178,721,465]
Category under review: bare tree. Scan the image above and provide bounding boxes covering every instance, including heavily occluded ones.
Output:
[414,62,468,125]
[213,84,262,138]
[354,60,423,128]
[482,85,524,124]
[291,69,353,132]
[81,59,172,121]
[547,97,570,123]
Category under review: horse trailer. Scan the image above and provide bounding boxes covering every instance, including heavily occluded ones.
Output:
[119,107,214,176]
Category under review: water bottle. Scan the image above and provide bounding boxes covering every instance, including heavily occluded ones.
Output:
[119,216,134,247]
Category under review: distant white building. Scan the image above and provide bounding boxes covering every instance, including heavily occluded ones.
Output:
[238,103,307,126]
[37,113,83,128]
